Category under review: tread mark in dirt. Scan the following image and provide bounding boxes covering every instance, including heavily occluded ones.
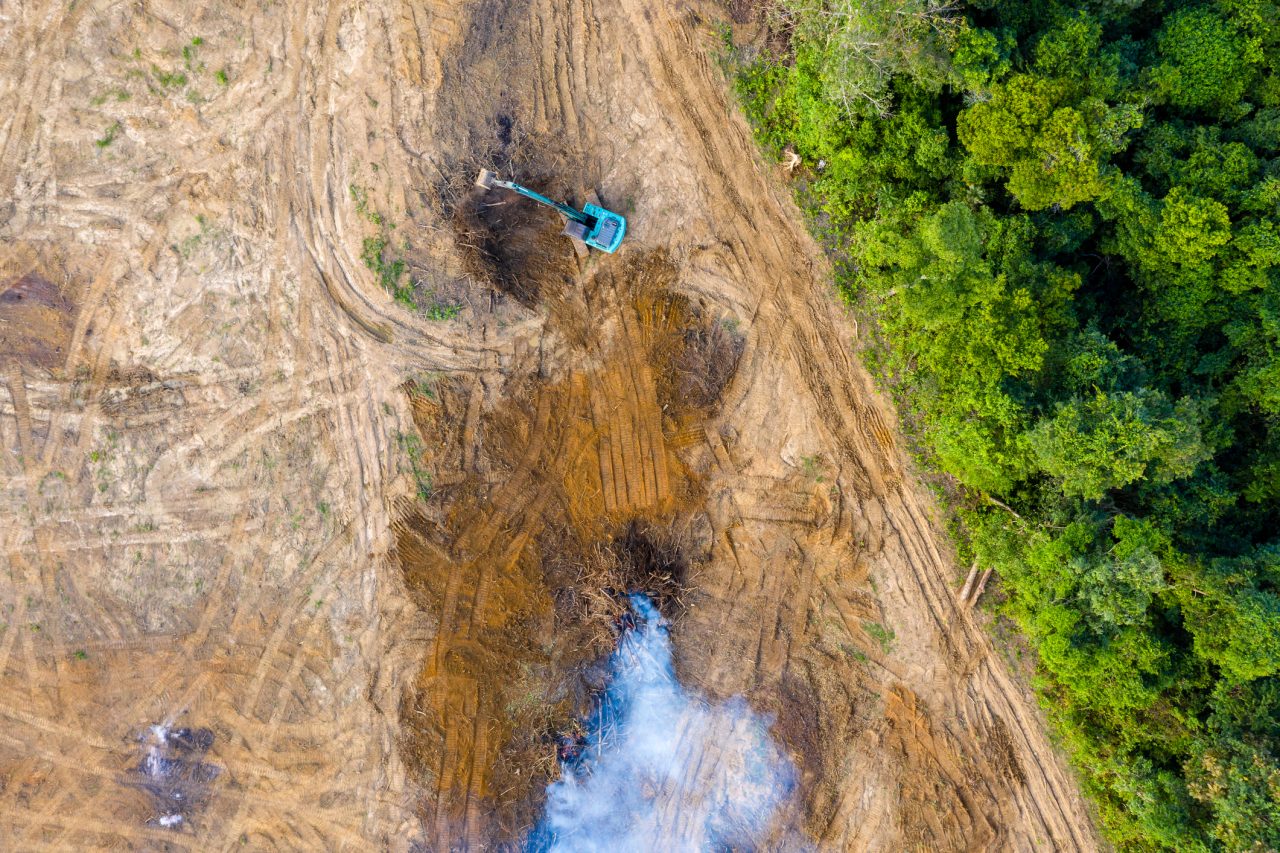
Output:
[0,0,1096,847]
[394,254,722,841]
[5,367,37,470]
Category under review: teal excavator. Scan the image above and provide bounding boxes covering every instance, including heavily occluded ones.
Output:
[474,169,627,254]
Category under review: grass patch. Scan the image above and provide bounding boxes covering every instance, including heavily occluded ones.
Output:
[395,431,433,502]
[182,37,206,73]
[94,121,122,149]
[423,299,463,321]
[171,214,215,261]
[349,184,385,227]
[406,373,440,400]
[352,186,463,319]
[150,65,188,90]
[360,235,412,305]
[863,620,896,654]
[90,88,131,106]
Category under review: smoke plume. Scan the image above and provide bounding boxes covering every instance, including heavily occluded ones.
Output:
[530,595,795,851]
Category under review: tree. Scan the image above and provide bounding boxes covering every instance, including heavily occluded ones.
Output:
[737,0,1280,845]
[1187,734,1280,851]
[1175,550,1280,682]
[1150,7,1259,117]
[1028,389,1207,500]
[1102,180,1235,339]
[1185,678,1280,851]
[957,73,1139,210]
[779,0,962,117]
[1077,516,1168,633]
[865,201,1076,491]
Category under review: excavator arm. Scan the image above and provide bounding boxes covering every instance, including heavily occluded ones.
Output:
[474,169,626,254]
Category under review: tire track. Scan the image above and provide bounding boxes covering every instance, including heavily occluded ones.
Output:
[1,0,1095,848]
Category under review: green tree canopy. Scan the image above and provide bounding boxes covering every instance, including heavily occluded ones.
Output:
[738,0,1280,845]
[1029,390,1207,500]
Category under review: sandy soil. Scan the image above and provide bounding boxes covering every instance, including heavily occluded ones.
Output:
[0,0,1097,849]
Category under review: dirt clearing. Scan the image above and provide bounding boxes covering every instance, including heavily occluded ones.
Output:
[0,0,1095,850]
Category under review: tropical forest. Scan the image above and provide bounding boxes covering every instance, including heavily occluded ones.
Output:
[737,0,1280,849]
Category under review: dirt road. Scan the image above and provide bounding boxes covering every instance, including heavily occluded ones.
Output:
[0,0,1096,849]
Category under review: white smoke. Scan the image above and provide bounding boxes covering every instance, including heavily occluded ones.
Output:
[532,595,796,851]
[142,725,184,828]
[130,722,218,830]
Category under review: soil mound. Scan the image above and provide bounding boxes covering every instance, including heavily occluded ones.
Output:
[0,272,77,371]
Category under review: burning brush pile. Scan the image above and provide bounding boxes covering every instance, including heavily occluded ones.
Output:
[542,519,699,671]
[126,724,220,831]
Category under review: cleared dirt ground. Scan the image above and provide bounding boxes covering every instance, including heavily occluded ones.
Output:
[0,0,1098,849]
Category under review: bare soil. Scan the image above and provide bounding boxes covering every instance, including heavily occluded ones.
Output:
[0,0,1097,850]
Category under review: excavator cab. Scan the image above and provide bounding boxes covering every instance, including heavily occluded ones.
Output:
[562,204,626,254]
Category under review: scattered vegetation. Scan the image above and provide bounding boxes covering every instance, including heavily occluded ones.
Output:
[406,372,441,400]
[91,430,120,495]
[396,431,433,502]
[137,36,229,102]
[352,184,464,318]
[863,620,896,654]
[38,470,68,494]
[360,235,411,306]
[800,453,822,479]
[423,300,464,321]
[172,214,216,261]
[349,183,385,227]
[182,37,207,75]
[150,65,188,90]
[90,87,131,106]
[94,121,122,149]
[736,0,1280,849]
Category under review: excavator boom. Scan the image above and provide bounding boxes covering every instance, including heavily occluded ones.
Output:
[474,169,627,254]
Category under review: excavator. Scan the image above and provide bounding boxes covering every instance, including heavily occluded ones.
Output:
[474,169,626,254]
